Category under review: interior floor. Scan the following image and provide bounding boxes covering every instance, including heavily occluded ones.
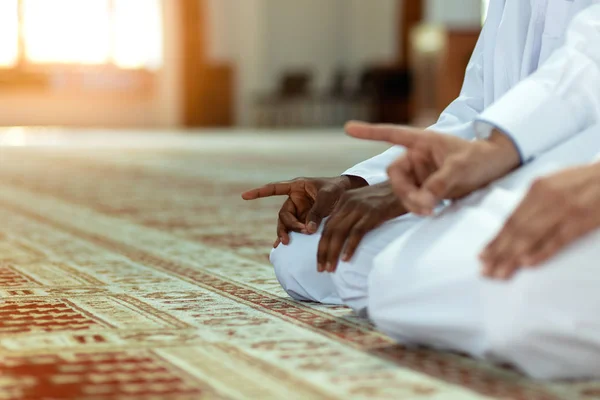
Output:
[0,129,596,400]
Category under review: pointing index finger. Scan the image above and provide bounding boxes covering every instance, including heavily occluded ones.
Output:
[345,121,423,148]
[241,181,294,200]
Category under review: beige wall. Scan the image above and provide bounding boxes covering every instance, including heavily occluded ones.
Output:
[0,0,183,129]
[206,0,400,126]
[426,0,482,28]
[0,0,410,128]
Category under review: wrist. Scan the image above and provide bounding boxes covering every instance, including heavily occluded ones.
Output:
[485,129,522,171]
[589,161,600,177]
[340,175,369,190]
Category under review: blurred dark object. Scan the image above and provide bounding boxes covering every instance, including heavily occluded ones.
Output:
[279,71,313,98]
[253,65,413,128]
[254,70,314,127]
[357,66,412,124]
[329,68,348,98]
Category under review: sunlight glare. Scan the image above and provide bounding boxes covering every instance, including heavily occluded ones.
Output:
[19,0,162,68]
[23,0,111,64]
[0,0,19,67]
[0,127,28,147]
[113,0,163,69]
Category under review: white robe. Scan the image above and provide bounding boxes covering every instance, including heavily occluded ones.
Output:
[345,0,600,180]
[369,124,600,380]
[367,0,600,379]
[272,0,600,378]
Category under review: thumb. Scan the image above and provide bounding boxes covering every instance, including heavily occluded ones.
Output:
[305,189,338,234]
[413,162,459,212]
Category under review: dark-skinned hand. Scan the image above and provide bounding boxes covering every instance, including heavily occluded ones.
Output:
[317,181,407,273]
[242,175,367,247]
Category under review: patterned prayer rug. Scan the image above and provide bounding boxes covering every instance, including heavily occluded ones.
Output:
[0,128,598,400]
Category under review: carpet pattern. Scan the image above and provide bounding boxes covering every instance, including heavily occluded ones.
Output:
[0,129,598,400]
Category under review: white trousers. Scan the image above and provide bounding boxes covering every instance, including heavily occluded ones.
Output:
[369,125,600,380]
[270,212,425,312]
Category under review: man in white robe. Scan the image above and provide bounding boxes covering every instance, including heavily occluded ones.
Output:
[342,0,600,379]
[242,0,491,312]
[244,0,600,378]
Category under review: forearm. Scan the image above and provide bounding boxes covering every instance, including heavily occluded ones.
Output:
[485,129,522,172]
[474,5,600,162]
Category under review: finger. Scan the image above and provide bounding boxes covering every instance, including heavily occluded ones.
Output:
[404,191,436,216]
[345,121,423,148]
[416,161,461,212]
[387,157,420,207]
[396,178,433,216]
[521,223,583,267]
[388,153,437,215]
[321,213,358,273]
[481,218,558,278]
[521,238,563,268]
[242,181,294,200]
[481,202,556,267]
[404,154,435,216]
[481,228,524,277]
[317,210,348,272]
[305,189,338,233]
[341,216,374,262]
[483,228,541,272]
[279,210,306,232]
[316,224,331,273]
[482,178,567,262]
[276,219,290,245]
[480,217,520,277]
[485,259,521,281]
[273,238,281,248]
[409,151,433,185]
[275,199,305,244]
[481,193,542,260]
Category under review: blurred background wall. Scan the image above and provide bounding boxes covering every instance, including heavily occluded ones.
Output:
[0,0,487,130]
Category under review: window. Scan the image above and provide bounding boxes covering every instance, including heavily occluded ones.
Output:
[0,0,163,70]
[482,0,490,24]
[0,2,19,67]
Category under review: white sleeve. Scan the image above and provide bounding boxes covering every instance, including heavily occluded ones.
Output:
[343,11,492,185]
[474,5,600,163]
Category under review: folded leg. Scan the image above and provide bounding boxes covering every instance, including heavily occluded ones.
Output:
[270,226,343,305]
[270,214,423,311]
[368,126,600,379]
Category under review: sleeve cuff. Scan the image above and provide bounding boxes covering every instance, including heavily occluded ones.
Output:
[342,146,406,186]
[474,119,525,165]
[474,78,584,163]
[341,168,389,186]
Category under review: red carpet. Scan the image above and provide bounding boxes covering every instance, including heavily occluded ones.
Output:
[0,130,596,399]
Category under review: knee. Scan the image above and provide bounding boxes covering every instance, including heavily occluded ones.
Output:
[270,238,306,301]
[269,232,320,302]
[331,261,370,314]
[366,251,405,336]
[483,271,600,379]
[484,303,564,379]
[331,221,415,314]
